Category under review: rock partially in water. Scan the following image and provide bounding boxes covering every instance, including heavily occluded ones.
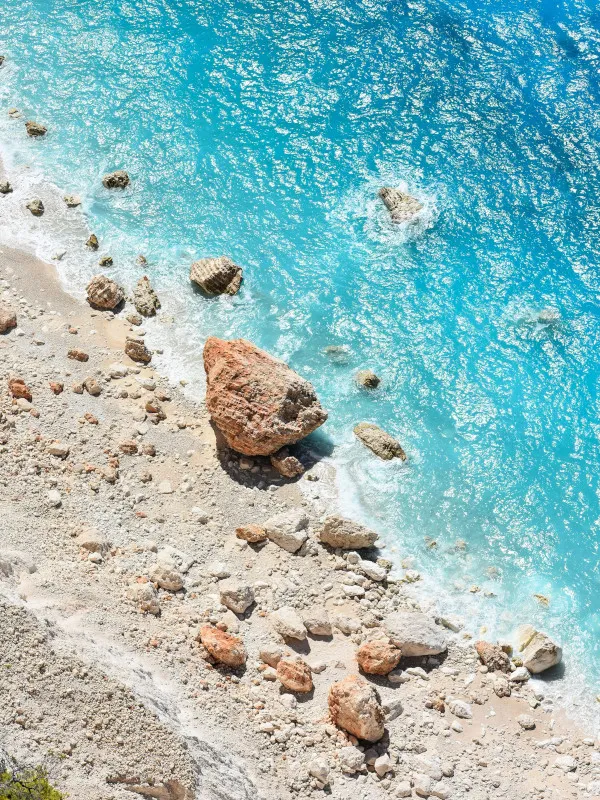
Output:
[0,180,12,194]
[64,194,81,207]
[86,233,99,250]
[354,422,406,461]
[25,120,47,137]
[190,256,243,296]
[99,255,113,267]
[328,675,385,742]
[379,186,423,223]
[86,275,124,310]
[203,337,327,455]
[520,630,562,674]
[102,170,130,189]
[26,199,44,216]
[355,369,380,389]
[133,276,161,317]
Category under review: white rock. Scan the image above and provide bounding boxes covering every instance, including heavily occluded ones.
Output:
[388,668,411,684]
[219,579,254,614]
[259,644,285,667]
[510,666,531,682]
[47,442,70,458]
[555,755,577,773]
[157,480,174,494]
[109,363,129,378]
[517,714,536,730]
[264,510,309,553]
[355,557,387,582]
[303,607,332,636]
[76,528,109,553]
[414,773,433,797]
[308,757,330,785]
[522,632,562,674]
[395,781,412,798]
[149,562,183,591]
[384,610,447,656]
[374,753,392,777]
[47,490,62,507]
[447,698,472,719]
[338,746,366,774]
[270,606,307,640]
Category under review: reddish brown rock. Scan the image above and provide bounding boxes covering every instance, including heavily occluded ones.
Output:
[235,524,267,543]
[86,275,124,310]
[119,440,139,455]
[0,303,17,334]
[8,378,32,402]
[276,657,313,693]
[125,337,152,364]
[203,337,327,456]
[68,349,89,362]
[356,640,402,675]
[475,641,510,673]
[190,256,242,296]
[199,624,246,667]
[328,675,385,743]
[49,381,64,395]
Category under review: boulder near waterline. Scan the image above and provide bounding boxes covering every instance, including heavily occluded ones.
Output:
[102,170,130,189]
[133,276,161,317]
[25,120,47,137]
[354,422,406,461]
[190,256,243,296]
[86,275,124,310]
[384,611,447,656]
[379,186,423,223]
[521,631,562,674]
[26,199,44,216]
[319,515,378,549]
[475,640,510,673]
[203,337,328,455]
[328,675,385,742]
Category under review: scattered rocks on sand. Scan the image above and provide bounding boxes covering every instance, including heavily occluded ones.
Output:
[269,447,305,478]
[8,377,32,402]
[319,515,378,550]
[26,199,44,216]
[127,581,160,615]
[264,509,309,553]
[328,675,385,742]
[219,579,254,614]
[0,303,17,333]
[86,233,99,250]
[235,524,267,543]
[190,256,243,296]
[102,170,130,189]
[270,605,307,640]
[149,562,184,592]
[276,657,313,693]
[0,180,12,194]
[354,421,406,461]
[303,607,332,637]
[355,370,380,389]
[125,337,152,364]
[25,120,47,137]
[68,348,89,362]
[475,640,510,673]
[199,624,246,667]
[99,255,113,267]
[378,186,423,223]
[86,274,124,310]
[356,640,402,675]
[203,337,327,455]
[76,528,109,554]
[384,611,447,656]
[133,275,161,317]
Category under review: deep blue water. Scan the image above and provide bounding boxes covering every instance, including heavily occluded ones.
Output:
[1,0,600,719]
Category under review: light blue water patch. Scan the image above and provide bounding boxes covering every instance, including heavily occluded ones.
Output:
[1,0,600,721]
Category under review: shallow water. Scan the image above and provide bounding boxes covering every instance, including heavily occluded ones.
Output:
[1,0,600,724]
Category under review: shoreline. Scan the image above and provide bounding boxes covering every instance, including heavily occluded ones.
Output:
[0,220,599,798]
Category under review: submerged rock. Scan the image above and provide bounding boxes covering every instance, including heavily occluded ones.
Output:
[133,275,161,317]
[25,120,47,137]
[379,186,423,223]
[319,515,378,549]
[86,275,124,310]
[203,337,328,455]
[355,370,380,389]
[26,199,44,216]
[99,255,113,267]
[190,256,243,296]
[354,422,406,461]
[328,675,385,742]
[102,170,130,189]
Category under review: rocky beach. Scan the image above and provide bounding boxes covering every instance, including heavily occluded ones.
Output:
[1,154,600,798]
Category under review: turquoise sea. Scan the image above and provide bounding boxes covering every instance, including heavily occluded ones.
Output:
[1,0,600,724]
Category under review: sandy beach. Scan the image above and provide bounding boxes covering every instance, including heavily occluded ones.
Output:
[0,214,599,800]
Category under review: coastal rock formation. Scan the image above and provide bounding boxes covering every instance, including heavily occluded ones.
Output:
[264,510,309,553]
[203,337,327,455]
[0,180,12,194]
[379,186,423,223]
[269,447,305,478]
[521,631,562,674]
[328,675,385,742]
[86,234,99,250]
[25,121,47,137]
[102,170,130,189]
[356,640,402,675]
[0,303,17,333]
[64,194,81,207]
[26,199,44,216]
[475,640,510,673]
[354,422,406,461]
[276,657,313,693]
[86,275,124,310]
[133,276,161,317]
[355,370,380,389]
[319,515,378,549]
[125,337,152,364]
[190,256,243,296]
[198,625,246,667]
[384,611,447,656]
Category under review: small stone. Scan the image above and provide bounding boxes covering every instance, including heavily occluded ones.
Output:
[149,562,183,592]
[517,714,536,730]
[64,195,81,207]
[270,606,307,640]
[338,746,366,774]
[125,337,152,364]
[86,234,99,250]
[102,170,130,189]
[235,524,267,543]
[133,275,161,317]
[99,255,113,267]
[447,697,472,719]
[83,377,102,397]
[554,755,577,773]
[68,349,89,362]
[259,645,285,667]
[47,442,70,459]
[510,666,531,682]
[8,377,32,401]
[47,489,62,508]
[86,275,124,310]
[0,180,13,195]
[379,186,423,223]
[307,758,329,786]
[303,607,332,637]
[374,753,392,777]
[270,447,305,478]
[475,640,510,673]
[264,510,309,553]
[413,773,433,798]
[219,579,255,614]
[76,528,109,554]
[49,381,64,395]
[199,625,246,667]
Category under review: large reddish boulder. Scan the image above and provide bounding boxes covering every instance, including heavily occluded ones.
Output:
[198,625,246,667]
[356,640,402,675]
[328,675,385,742]
[203,338,328,456]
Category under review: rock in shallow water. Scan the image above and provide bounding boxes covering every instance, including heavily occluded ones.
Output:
[102,170,130,189]
[133,275,161,317]
[26,199,44,216]
[190,256,242,296]
[25,120,47,137]
[203,337,327,455]
[354,421,406,461]
[379,186,423,223]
